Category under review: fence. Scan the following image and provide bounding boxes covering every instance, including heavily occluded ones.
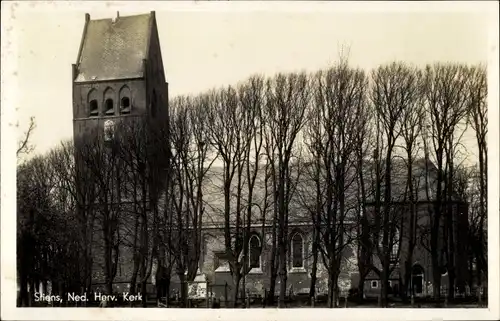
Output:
[159,283,487,308]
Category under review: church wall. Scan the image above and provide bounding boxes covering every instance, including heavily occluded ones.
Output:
[199,226,359,299]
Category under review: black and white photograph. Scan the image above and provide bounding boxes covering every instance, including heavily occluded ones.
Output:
[1,1,499,320]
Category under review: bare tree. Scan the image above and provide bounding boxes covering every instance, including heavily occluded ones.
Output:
[114,118,167,307]
[422,63,471,300]
[263,72,310,308]
[17,152,82,306]
[352,90,376,302]
[398,67,425,301]
[304,58,369,307]
[370,62,420,307]
[17,155,53,306]
[172,94,217,306]
[300,90,327,304]
[49,140,97,299]
[467,64,488,290]
[168,97,191,306]
[262,104,280,306]
[77,133,124,297]
[205,85,249,307]
[238,75,266,304]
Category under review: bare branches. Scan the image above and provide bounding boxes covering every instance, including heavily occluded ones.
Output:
[369,62,423,306]
[466,64,488,285]
[263,71,311,308]
[17,116,36,159]
[17,59,488,307]
[420,63,474,300]
[302,57,370,307]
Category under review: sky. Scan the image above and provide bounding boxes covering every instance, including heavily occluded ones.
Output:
[4,1,498,162]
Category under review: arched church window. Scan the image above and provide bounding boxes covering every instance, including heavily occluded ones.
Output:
[103,87,115,116]
[291,232,304,268]
[105,99,115,115]
[248,235,261,269]
[88,88,99,117]
[119,86,131,114]
[378,226,400,264]
[391,227,400,263]
[89,100,99,116]
[121,97,131,114]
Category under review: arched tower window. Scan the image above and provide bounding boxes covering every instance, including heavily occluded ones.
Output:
[87,89,99,117]
[291,232,304,268]
[248,235,261,269]
[119,86,131,114]
[105,99,114,115]
[103,87,115,116]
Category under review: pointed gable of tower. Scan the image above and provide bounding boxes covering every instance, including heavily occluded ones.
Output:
[74,12,154,82]
[71,11,168,142]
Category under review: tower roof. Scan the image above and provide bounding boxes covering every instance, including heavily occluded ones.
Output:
[74,12,154,82]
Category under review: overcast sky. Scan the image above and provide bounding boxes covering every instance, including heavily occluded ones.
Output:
[4,1,498,161]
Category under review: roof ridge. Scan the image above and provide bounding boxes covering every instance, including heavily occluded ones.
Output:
[89,12,152,22]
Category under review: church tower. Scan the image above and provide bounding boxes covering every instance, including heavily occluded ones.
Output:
[72,11,168,144]
[70,11,170,290]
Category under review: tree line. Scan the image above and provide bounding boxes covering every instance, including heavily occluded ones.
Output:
[17,59,487,308]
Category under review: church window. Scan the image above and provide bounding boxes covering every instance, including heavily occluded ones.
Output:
[291,232,304,268]
[390,227,400,263]
[89,100,99,116]
[121,97,131,114]
[88,88,99,117]
[105,99,115,115]
[119,85,131,115]
[378,226,400,264]
[248,235,261,269]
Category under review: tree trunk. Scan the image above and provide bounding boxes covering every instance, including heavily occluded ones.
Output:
[141,280,148,308]
[403,260,411,302]
[309,231,319,302]
[268,269,277,306]
[178,272,187,308]
[431,254,441,301]
[327,268,333,308]
[268,192,278,306]
[277,172,288,308]
[278,256,287,308]
[357,272,366,302]
[165,277,171,306]
[380,268,387,308]
[327,256,337,308]
[232,273,242,308]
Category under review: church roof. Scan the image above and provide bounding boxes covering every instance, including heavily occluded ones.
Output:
[74,12,153,82]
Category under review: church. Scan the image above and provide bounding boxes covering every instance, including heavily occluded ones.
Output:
[71,12,471,305]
